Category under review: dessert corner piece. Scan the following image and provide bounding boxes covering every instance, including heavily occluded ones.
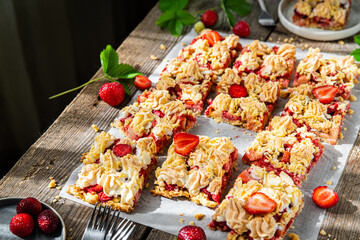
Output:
[111,88,197,153]
[66,132,157,212]
[208,165,304,240]
[152,133,238,208]
[293,0,351,30]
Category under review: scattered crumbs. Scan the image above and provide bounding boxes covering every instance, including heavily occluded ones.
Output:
[49,179,57,188]
[55,195,61,199]
[332,166,337,170]
[229,137,232,140]
[194,213,205,220]
[289,37,294,42]
[216,131,220,134]
[278,37,281,41]
[180,213,184,216]
[160,44,167,50]
[327,181,332,185]
[348,109,354,114]
[328,234,331,237]
[52,199,58,203]
[277,41,280,44]
[244,131,247,134]
[46,166,50,170]
[355,79,359,84]
[146,183,149,188]
[304,44,309,48]
[189,221,195,226]
[249,133,252,136]
[49,177,54,180]
[301,47,305,51]
[231,127,235,130]
[260,37,264,41]
[179,218,184,224]
[56,186,62,190]
[150,55,158,60]
[344,127,347,131]
[269,37,273,41]
[284,38,288,43]
[67,237,73,240]
[339,133,344,139]
[237,129,240,131]
[234,135,239,139]
[349,95,357,101]
[320,229,326,236]
[91,124,99,132]
[181,42,186,46]
[69,228,73,232]
[247,139,250,141]
[290,225,295,229]
[288,233,300,240]
[338,40,345,45]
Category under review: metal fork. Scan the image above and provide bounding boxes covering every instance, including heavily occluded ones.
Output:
[110,218,135,240]
[82,203,111,240]
[258,0,276,27]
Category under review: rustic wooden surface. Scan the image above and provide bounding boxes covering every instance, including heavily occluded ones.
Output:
[0,0,359,239]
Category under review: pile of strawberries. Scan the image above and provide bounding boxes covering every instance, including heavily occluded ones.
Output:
[9,197,60,237]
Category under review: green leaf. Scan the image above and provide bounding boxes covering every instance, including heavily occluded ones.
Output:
[100,45,119,74]
[159,0,188,12]
[176,10,195,26]
[108,64,142,79]
[225,0,252,17]
[156,11,176,28]
[224,8,236,27]
[119,81,131,95]
[354,35,360,46]
[350,48,360,61]
[167,19,183,37]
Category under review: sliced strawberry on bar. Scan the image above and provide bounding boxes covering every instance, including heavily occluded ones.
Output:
[312,85,338,104]
[174,132,200,156]
[244,192,276,215]
[113,144,132,157]
[98,192,113,202]
[312,186,339,209]
[153,110,165,118]
[238,170,253,183]
[281,151,291,164]
[202,30,222,47]
[228,84,247,98]
[84,184,103,193]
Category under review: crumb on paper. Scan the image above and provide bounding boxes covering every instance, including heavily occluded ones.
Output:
[150,55,158,60]
[301,47,305,51]
[160,44,166,50]
[181,42,186,46]
[179,218,184,224]
[288,233,300,240]
[49,179,57,188]
[91,124,99,132]
[189,221,195,226]
[231,127,235,130]
[49,177,54,180]
[339,133,344,139]
[194,213,205,220]
[348,109,354,114]
[332,166,337,170]
[343,127,347,131]
[320,229,326,235]
[327,181,332,185]
[180,213,184,216]
[290,225,295,229]
[249,133,252,136]
[338,40,345,45]
[216,131,220,134]
[349,95,357,102]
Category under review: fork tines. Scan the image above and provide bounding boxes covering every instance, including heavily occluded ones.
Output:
[111,218,135,240]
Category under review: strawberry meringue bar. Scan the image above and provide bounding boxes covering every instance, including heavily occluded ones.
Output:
[111,89,197,153]
[152,133,238,208]
[243,115,324,186]
[208,165,304,240]
[67,132,157,212]
[205,70,280,132]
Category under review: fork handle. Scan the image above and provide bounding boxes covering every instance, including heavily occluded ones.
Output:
[258,0,268,12]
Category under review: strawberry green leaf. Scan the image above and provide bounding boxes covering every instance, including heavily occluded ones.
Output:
[177,10,195,26]
[354,35,360,46]
[100,45,119,74]
[159,0,188,12]
[118,81,131,95]
[350,48,360,61]
[167,19,183,37]
[221,0,252,27]
[108,64,142,79]
[156,11,176,28]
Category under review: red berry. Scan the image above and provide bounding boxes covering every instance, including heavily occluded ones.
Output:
[244,192,277,215]
[174,132,200,156]
[113,144,133,157]
[16,197,42,218]
[178,225,207,240]
[201,10,218,27]
[83,184,103,193]
[233,20,250,37]
[98,192,114,202]
[134,75,152,91]
[312,85,338,104]
[228,84,248,98]
[312,186,339,209]
[202,30,222,47]
[10,213,35,238]
[37,209,60,234]
[99,82,125,106]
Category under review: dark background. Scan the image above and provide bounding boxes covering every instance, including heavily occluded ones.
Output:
[0,0,157,177]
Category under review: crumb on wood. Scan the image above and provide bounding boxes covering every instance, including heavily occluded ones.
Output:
[160,44,166,50]
[288,233,300,240]
[338,40,345,45]
[53,199,58,203]
[146,183,149,188]
[49,179,57,188]
[55,195,61,199]
[49,177,54,180]
[320,229,326,235]
[69,228,73,232]
[56,186,62,190]
[67,237,73,240]
[194,213,205,220]
[150,55,158,60]
[91,124,99,132]
[269,37,273,41]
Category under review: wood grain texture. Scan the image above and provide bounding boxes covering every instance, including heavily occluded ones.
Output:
[0,0,359,239]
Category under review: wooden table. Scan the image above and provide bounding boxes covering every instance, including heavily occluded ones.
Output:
[1,1,359,239]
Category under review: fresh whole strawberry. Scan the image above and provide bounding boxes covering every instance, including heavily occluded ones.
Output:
[37,209,60,234]
[233,20,250,37]
[244,192,277,215]
[312,85,338,104]
[178,225,207,240]
[99,82,125,106]
[202,30,222,47]
[312,186,339,209]
[16,197,42,218]
[174,132,200,156]
[228,84,247,98]
[10,213,35,237]
[113,144,133,157]
[201,10,218,27]
[134,75,152,91]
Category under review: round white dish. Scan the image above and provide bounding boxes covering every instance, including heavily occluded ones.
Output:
[278,0,360,41]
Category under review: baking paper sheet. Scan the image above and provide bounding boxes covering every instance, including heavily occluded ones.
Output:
[60,30,360,240]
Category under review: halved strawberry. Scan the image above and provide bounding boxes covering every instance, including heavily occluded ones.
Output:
[174,132,200,156]
[312,186,339,209]
[312,85,338,104]
[244,192,277,215]
[238,170,253,183]
[84,184,103,193]
[228,84,247,98]
[202,30,222,47]
[113,144,132,157]
[98,192,113,202]
[134,75,152,91]
[153,110,165,118]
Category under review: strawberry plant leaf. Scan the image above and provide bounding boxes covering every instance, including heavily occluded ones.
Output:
[108,64,142,79]
[119,81,131,95]
[167,19,183,37]
[222,0,252,27]
[100,45,119,74]
[350,48,360,61]
[354,34,360,46]
[156,11,176,28]
[159,0,188,12]
[177,10,195,25]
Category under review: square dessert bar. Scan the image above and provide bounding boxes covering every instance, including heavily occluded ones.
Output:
[293,0,351,30]
[205,70,280,132]
[156,59,217,113]
[294,48,359,100]
[67,132,157,212]
[208,165,304,240]
[242,115,324,186]
[111,89,197,153]
[152,134,238,208]
[178,29,241,75]
[233,41,296,88]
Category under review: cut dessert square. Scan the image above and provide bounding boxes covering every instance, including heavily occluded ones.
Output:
[205,70,280,132]
[156,60,216,113]
[294,48,359,100]
[293,0,351,30]
[208,165,304,240]
[66,132,157,212]
[233,41,296,88]
[242,115,324,186]
[152,133,238,208]
[178,29,241,75]
[111,89,197,153]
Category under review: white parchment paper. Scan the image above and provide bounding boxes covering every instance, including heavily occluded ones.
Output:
[60,30,360,240]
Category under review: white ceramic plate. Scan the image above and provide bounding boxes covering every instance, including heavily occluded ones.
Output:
[278,0,360,41]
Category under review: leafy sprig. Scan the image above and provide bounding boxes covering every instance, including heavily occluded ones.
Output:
[351,35,360,61]
[50,45,142,99]
[156,0,252,36]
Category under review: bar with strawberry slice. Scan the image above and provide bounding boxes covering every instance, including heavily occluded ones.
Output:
[152,132,238,208]
[208,165,304,240]
[66,132,158,212]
